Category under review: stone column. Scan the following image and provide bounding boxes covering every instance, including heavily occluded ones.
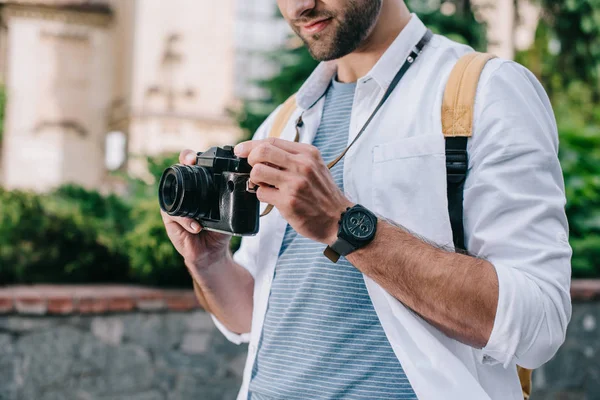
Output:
[0,4,113,191]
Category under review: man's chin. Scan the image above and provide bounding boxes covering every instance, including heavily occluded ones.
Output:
[307,45,351,62]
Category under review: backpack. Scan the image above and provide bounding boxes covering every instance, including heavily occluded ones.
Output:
[266,52,533,400]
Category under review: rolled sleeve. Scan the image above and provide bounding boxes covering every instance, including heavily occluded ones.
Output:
[211,314,252,345]
[209,107,280,344]
[464,60,572,368]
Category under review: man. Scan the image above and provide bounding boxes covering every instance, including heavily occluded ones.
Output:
[161,1,572,399]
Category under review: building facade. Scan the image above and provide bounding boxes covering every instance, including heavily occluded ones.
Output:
[0,0,242,191]
[0,0,540,192]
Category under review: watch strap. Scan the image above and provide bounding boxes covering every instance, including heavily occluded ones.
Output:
[323,246,341,263]
[324,238,355,263]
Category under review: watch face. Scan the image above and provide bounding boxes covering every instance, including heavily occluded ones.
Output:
[344,208,376,240]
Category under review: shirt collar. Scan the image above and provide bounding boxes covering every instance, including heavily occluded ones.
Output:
[296,13,428,111]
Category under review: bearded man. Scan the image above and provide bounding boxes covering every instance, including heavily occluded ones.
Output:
[161,1,572,399]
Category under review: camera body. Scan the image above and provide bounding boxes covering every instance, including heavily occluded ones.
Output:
[158,146,259,236]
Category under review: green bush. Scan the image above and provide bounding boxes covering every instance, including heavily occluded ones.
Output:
[122,153,197,286]
[0,85,5,143]
[557,110,600,277]
[0,152,245,287]
[44,185,132,255]
[0,188,130,284]
[125,198,191,287]
[516,14,600,277]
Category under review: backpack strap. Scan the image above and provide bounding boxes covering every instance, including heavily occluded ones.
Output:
[442,53,534,400]
[268,94,299,141]
[443,52,496,251]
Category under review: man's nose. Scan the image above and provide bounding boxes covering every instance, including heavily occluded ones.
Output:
[285,0,317,20]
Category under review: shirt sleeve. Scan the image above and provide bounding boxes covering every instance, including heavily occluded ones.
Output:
[210,106,281,344]
[463,60,572,369]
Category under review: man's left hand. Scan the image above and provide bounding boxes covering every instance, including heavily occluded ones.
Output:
[235,138,353,245]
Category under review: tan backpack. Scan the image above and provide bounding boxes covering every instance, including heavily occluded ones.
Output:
[266,52,534,399]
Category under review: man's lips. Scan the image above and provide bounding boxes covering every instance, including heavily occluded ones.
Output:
[300,18,332,35]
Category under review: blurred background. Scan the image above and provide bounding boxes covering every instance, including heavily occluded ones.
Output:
[0,0,598,285]
[0,0,599,399]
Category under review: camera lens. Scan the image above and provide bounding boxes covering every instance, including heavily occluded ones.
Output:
[162,173,178,208]
[158,165,213,219]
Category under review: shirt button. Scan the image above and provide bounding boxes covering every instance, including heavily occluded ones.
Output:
[263,275,272,286]
[250,344,257,354]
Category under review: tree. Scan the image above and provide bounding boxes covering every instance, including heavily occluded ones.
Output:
[516,0,600,276]
[409,0,487,50]
[0,85,5,142]
[536,0,600,98]
[236,44,318,138]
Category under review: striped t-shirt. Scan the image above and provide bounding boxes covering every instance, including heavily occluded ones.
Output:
[248,78,417,400]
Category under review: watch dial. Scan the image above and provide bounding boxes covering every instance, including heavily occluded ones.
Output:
[346,209,375,239]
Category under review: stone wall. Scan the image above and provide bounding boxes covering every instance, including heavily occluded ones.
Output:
[531,281,600,400]
[0,286,247,400]
[1,282,599,400]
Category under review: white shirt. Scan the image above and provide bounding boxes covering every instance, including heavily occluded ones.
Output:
[212,14,572,400]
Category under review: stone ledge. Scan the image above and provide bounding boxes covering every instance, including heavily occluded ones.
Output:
[570,280,600,302]
[0,280,598,316]
[0,285,200,315]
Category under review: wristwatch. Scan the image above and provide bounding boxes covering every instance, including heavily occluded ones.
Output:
[324,204,378,263]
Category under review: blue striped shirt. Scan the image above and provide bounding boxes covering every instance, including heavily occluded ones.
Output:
[248,78,417,400]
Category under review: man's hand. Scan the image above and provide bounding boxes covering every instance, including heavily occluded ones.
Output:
[161,149,231,275]
[235,138,353,245]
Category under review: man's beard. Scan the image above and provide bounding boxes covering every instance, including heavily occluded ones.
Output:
[292,0,383,62]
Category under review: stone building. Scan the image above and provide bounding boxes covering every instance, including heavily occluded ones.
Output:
[0,0,540,192]
[0,0,243,191]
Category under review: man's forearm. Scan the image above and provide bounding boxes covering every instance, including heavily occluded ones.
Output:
[187,252,254,335]
[346,219,499,348]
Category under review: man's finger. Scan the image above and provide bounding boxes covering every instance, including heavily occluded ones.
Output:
[161,210,202,234]
[235,138,306,157]
[247,143,291,169]
[250,163,285,188]
[256,185,279,205]
[179,149,197,165]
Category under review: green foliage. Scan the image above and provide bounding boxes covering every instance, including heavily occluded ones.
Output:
[125,197,191,287]
[120,153,199,286]
[536,0,600,97]
[408,0,487,50]
[0,151,243,286]
[559,126,600,277]
[0,187,130,284]
[0,155,244,286]
[517,4,600,276]
[44,185,132,254]
[124,153,180,202]
[554,85,600,277]
[236,46,319,138]
[0,85,5,143]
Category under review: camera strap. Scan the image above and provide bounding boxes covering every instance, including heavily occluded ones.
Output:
[261,29,433,217]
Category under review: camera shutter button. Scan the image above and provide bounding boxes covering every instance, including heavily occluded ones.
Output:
[223,145,234,152]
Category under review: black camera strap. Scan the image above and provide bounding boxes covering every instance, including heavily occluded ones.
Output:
[318,29,433,171]
[261,29,433,218]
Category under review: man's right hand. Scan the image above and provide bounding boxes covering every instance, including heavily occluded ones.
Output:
[161,149,232,271]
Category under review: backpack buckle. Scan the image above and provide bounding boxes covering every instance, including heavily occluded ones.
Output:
[446,149,468,184]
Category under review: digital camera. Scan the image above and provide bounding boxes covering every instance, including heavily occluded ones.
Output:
[158,146,259,236]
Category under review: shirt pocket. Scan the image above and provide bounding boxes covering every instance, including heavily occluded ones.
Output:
[371,134,453,245]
